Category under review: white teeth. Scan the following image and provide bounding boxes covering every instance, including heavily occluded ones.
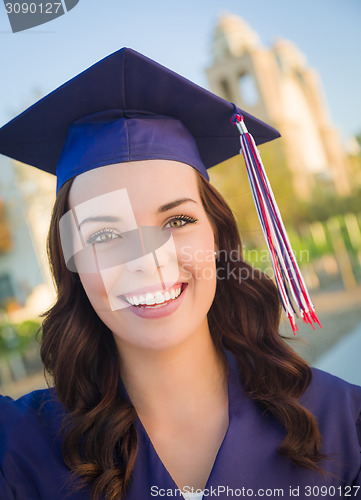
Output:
[145,293,155,305]
[133,296,140,306]
[125,285,184,306]
[155,292,165,304]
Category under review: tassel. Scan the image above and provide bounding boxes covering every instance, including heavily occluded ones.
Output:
[231,112,321,334]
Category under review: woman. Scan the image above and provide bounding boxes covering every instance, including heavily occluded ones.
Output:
[0,48,360,500]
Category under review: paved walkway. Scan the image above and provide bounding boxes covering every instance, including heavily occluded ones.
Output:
[282,284,361,368]
[2,371,47,399]
[314,321,361,386]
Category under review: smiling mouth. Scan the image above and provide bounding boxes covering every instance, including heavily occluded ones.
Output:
[122,283,186,308]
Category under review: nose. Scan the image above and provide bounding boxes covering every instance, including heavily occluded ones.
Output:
[125,227,179,284]
[125,251,161,275]
[99,228,180,311]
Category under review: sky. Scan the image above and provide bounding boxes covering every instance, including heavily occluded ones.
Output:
[0,0,360,141]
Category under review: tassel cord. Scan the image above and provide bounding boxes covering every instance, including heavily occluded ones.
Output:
[245,133,316,313]
[232,113,321,331]
[240,136,296,323]
[241,134,310,312]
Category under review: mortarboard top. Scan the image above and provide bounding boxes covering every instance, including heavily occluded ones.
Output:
[0,47,280,192]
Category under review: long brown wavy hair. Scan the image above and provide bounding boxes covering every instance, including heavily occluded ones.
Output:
[41,171,324,499]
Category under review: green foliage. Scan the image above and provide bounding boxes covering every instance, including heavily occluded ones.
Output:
[297,188,361,224]
[0,319,41,356]
[208,140,361,287]
[209,140,298,248]
[210,138,361,237]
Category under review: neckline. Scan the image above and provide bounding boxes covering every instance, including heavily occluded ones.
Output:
[129,349,240,493]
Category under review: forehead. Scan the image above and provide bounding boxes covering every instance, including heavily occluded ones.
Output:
[68,159,200,208]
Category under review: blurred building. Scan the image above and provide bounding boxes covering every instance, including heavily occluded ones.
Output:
[206,14,351,200]
[0,156,55,319]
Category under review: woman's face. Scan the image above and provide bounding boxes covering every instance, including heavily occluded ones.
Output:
[66,160,218,352]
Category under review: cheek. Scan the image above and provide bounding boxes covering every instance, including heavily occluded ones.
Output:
[176,226,217,279]
[78,271,109,310]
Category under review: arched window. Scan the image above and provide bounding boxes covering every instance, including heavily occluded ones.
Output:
[239,73,259,107]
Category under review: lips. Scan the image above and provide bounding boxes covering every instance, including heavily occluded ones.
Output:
[123,283,184,308]
[118,282,187,319]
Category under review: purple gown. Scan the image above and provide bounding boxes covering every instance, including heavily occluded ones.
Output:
[1,351,360,499]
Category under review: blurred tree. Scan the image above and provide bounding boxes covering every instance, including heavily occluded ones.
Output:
[298,186,361,223]
[0,198,12,253]
[0,319,41,356]
[347,132,361,192]
[211,138,361,224]
[209,140,302,247]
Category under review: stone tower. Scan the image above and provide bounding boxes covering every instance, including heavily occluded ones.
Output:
[206,14,350,199]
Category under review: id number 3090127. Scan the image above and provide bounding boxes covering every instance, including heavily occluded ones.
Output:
[5,2,62,14]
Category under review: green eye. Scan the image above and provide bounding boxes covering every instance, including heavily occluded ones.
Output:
[168,219,186,228]
[164,215,198,229]
[87,229,121,244]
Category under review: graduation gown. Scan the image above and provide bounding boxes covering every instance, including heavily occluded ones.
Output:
[1,351,360,500]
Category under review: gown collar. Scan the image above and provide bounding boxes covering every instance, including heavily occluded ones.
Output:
[119,349,248,498]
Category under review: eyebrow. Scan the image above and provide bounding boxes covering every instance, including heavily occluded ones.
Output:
[78,215,121,228]
[157,198,197,213]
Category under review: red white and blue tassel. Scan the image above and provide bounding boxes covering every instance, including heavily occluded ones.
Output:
[231,112,321,334]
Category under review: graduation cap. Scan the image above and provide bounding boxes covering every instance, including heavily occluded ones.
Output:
[0,47,279,191]
[0,47,320,333]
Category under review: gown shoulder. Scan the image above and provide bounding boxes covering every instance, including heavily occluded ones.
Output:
[1,365,360,499]
[0,389,87,499]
